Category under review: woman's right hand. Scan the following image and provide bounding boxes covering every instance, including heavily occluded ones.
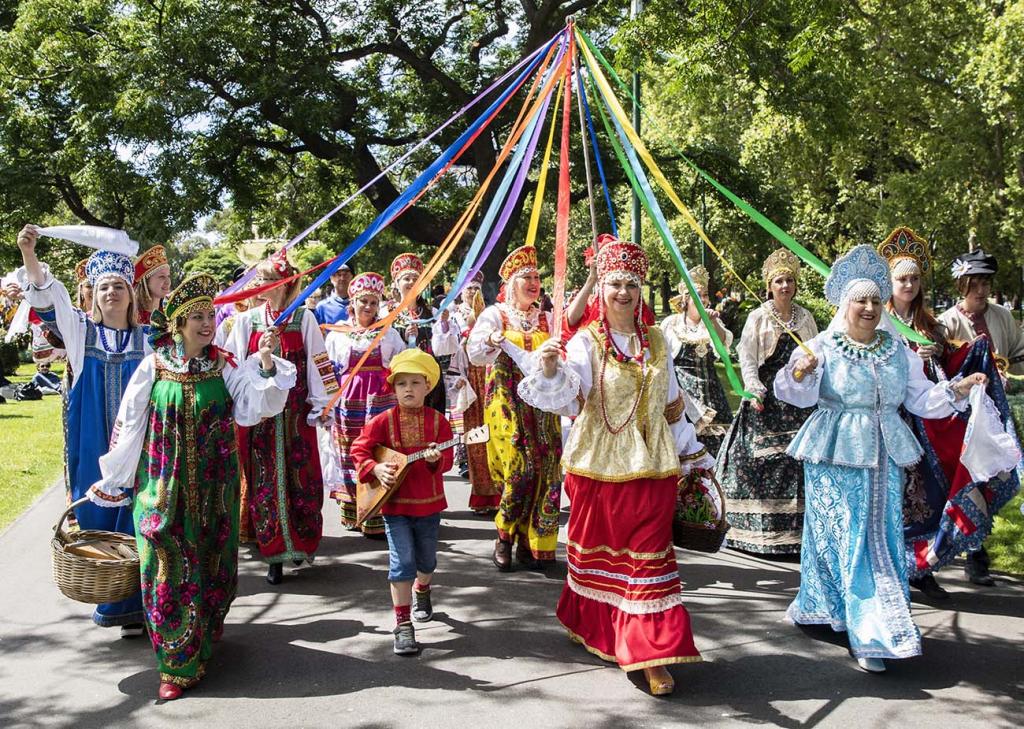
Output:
[537,338,563,378]
[488,331,505,348]
[17,225,39,253]
[793,353,818,379]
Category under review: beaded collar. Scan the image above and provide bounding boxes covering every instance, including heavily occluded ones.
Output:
[766,300,800,333]
[497,302,541,333]
[830,329,898,363]
[598,317,649,364]
[155,342,223,375]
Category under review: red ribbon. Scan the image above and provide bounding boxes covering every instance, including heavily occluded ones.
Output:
[551,32,574,341]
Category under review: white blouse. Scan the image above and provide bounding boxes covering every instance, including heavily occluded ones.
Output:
[660,313,735,360]
[223,307,332,424]
[516,329,716,473]
[87,352,297,505]
[466,304,554,368]
[324,327,406,378]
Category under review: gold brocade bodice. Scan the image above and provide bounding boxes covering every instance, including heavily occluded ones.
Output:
[562,324,679,482]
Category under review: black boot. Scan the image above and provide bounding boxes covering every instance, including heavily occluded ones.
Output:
[965,549,995,586]
[909,573,949,600]
[266,562,283,585]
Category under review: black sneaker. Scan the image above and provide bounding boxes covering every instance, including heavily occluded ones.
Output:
[119,623,145,639]
[909,573,949,600]
[393,621,420,655]
[266,562,283,585]
[413,590,433,622]
[965,551,995,586]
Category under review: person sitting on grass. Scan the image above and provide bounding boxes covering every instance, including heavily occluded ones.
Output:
[351,348,454,656]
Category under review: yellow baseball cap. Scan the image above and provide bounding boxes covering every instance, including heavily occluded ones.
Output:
[387,348,440,390]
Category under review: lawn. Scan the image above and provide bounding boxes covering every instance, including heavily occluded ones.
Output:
[0,362,66,532]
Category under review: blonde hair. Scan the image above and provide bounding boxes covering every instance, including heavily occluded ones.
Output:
[91,279,140,328]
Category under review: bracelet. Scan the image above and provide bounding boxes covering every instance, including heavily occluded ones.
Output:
[259,363,277,378]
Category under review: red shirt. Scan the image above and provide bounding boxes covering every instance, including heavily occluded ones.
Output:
[352,406,454,517]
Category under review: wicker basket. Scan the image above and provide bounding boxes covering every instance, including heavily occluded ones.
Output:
[51,497,140,604]
[673,471,729,553]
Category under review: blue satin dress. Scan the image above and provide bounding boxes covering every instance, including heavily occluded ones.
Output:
[774,330,959,659]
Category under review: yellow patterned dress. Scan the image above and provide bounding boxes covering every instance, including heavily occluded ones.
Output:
[469,303,563,560]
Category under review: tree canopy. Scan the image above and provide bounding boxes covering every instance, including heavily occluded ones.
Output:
[1,0,1022,303]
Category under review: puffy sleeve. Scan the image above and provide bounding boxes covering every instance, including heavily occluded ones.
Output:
[301,309,333,422]
[901,346,963,418]
[430,308,460,357]
[714,321,735,353]
[87,356,157,507]
[466,306,504,366]
[381,327,407,366]
[661,316,683,360]
[224,353,298,427]
[223,309,253,361]
[515,330,588,417]
[735,307,765,398]
[324,330,353,379]
[666,360,716,473]
[773,334,825,409]
[16,264,86,377]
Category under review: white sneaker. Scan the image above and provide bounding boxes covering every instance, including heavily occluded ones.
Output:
[857,657,886,673]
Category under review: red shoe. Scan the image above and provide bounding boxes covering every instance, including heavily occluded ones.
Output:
[158,682,183,701]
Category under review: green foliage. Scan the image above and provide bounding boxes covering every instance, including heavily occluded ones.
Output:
[182,246,241,285]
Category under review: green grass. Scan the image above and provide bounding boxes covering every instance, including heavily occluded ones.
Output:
[0,362,66,531]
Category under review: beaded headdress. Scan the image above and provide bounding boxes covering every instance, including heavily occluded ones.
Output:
[75,258,90,283]
[165,273,218,322]
[877,227,931,277]
[680,265,709,295]
[390,253,425,282]
[499,245,538,283]
[761,248,801,286]
[348,272,386,300]
[950,249,997,279]
[824,245,892,306]
[85,250,135,287]
[596,238,648,284]
[134,244,169,284]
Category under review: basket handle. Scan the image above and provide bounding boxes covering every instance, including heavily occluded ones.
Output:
[53,496,90,547]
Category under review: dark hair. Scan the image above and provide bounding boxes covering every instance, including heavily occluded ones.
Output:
[956,274,992,298]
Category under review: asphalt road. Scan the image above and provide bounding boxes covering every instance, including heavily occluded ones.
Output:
[1,477,1020,728]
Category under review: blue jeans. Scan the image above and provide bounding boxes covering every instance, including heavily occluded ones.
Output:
[383,513,441,582]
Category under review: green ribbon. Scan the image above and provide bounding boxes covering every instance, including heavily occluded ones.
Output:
[578,29,932,347]
[587,71,755,400]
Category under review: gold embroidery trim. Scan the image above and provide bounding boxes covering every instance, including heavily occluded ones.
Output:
[664,395,684,424]
[182,383,199,520]
[563,465,679,483]
[565,538,674,561]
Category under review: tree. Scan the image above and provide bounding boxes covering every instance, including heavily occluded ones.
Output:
[0,0,617,281]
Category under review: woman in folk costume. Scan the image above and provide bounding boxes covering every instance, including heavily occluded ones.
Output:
[88,274,295,700]
[520,239,713,696]
[660,265,734,458]
[717,249,818,555]
[386,253,460,413]
[225,250,333,585]
[887,240,1021,590]
[774,245,989,672]
[133,245,173,326]
[322,272,402,536]
[15,225,149,634]
[451,271,500,513]
[467,245,563,571]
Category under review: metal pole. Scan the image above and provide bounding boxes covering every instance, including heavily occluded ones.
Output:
[630,0,643,245]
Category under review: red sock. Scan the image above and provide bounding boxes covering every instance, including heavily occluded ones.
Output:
[394,604,411,625]
[414,580,431,594]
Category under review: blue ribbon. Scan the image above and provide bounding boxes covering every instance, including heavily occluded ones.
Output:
[577,65,617,237]
[274,30,563,325]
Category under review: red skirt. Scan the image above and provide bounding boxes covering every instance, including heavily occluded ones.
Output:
[558,473,701,671]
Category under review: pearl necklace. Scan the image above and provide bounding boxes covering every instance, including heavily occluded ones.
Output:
[767,300,798,331]
[498,302,540,333]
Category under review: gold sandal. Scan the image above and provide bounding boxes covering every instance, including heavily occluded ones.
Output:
[643,666,675,696]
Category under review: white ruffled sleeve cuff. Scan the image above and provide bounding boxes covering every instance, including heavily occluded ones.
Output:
[516,352,582,415]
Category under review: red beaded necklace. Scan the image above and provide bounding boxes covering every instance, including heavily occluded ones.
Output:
[597,315,648,363]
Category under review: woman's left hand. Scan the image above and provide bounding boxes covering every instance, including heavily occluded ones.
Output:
[953,372,988,399]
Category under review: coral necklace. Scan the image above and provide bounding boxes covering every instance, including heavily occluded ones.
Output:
[597,319,649,434]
